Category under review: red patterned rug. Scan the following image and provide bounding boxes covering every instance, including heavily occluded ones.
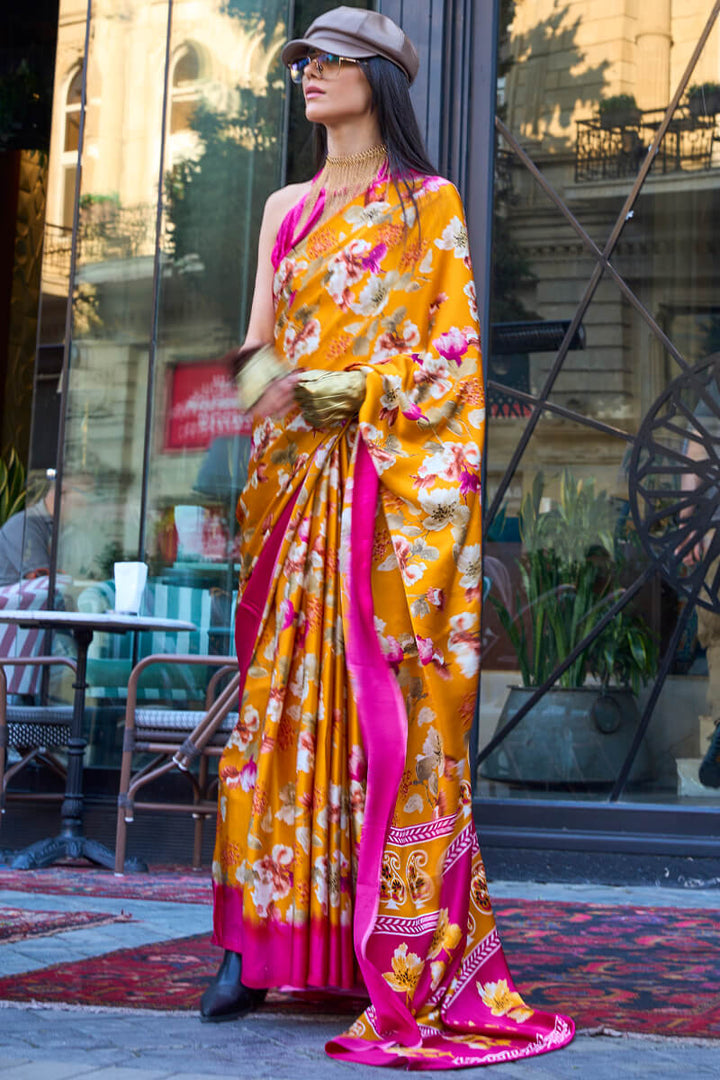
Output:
[0,865,210,904]
[0,907,131,944]
[0,900,718,1037]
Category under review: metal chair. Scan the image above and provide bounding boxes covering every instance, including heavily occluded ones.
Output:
[114,653,240,873]
[0,656,77,825]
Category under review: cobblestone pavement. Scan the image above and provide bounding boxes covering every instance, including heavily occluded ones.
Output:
[1,1006,719,1080]
[2,880,719,1079]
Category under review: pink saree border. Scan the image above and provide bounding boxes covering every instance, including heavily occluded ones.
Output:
[326,436,421,1058]
[271,188,326,270]
[213,493,299,958]
[213,880,359,991]
[232,494,298,687]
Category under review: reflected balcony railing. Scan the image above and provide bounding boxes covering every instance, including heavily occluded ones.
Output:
[77,200,156,264]
[42,223,72,280]
[42,205,158,286]
[575,105,719,183]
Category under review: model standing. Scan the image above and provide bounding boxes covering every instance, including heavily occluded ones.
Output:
[202,7,574,1069]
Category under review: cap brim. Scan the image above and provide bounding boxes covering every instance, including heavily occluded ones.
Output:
[281,35,375,68]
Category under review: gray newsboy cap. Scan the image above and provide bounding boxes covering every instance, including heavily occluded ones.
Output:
[281,6,419,85]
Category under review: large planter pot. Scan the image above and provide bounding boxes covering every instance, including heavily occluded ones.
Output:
[599,108,641,130]
[480,686,654,787]
[689,89,720,118]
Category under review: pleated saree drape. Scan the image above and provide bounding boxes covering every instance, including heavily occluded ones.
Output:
[212,171,574,1068]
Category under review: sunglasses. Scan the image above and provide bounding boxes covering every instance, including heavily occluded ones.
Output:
[289,51,361,85]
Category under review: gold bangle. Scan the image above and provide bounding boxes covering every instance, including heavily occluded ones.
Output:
[235,345,293,412]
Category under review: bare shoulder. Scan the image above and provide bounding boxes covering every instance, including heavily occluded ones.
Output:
[263,181,313,232]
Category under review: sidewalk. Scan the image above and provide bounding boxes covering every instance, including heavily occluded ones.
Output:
[2,880,720,1079]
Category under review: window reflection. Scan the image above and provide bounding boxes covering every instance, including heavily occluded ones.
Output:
[63,66,82,152]
[485,1,720,805]
[28,0,292,757]
[169,42,204,163]
[61,66,82,227]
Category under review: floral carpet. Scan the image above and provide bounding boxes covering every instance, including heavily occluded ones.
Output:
[0,907,131,945]
[0,899,718,1037]
[0,865,210,904]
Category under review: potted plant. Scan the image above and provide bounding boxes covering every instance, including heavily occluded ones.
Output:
[598,93,641,130]
[688,82,720,118]
[483,471,658,786]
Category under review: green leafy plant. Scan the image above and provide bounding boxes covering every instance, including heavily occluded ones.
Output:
[688,82,720,117]
[599,93,638,111]
[598,93,640,128]
[165,86,283,331]
[491,471,657,694]
[0,447,26,528]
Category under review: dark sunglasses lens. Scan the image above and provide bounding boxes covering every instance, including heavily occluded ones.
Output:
[290,52,345,83]
[289,57,308,83]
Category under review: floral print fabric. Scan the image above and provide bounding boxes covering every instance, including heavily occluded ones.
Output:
[212,173,574,1067]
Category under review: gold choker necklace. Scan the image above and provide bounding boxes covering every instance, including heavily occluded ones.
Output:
[297,144,388,234]
[324,144,388,168]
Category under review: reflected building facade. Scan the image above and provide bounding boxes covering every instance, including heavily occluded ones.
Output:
[481,0,720,847]
[41,0,290,586]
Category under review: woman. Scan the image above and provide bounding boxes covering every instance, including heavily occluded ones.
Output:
[202,7,574,1069]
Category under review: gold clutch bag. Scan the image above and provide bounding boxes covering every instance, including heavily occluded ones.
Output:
[294,369,366,428]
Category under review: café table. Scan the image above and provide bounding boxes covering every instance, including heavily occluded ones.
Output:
[0,609,195,871]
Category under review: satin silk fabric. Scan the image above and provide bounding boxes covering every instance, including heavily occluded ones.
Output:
[211,172,574,1067]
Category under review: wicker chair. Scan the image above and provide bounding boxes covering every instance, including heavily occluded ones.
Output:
[114,653,241,873]
[0,656,77,825]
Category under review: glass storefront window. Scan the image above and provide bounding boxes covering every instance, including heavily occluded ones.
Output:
[17,0,720,833]
[144,2,292,690]
[30,0,295,762]
[26,0,368,766]
[483,1,720,808]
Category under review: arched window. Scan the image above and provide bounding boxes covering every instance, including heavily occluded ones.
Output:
[170,44,202,135]
[174,45,200,87]
[61,66,83,227]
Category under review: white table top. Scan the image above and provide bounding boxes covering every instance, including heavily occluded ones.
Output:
[0,609,196,634]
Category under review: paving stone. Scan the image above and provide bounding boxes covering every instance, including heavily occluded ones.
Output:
[79,1069,173,1080]
[2,1061,99,1079]
[171,1071,262,1080]
[4,881,720,1078]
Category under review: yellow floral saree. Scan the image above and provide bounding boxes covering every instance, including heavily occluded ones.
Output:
[212,170,574,1068]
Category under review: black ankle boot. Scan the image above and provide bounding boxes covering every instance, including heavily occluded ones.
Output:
[699,721,720,788]
[200,950,267,1022]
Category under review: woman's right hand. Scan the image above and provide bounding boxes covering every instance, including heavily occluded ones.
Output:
[251,372,300,420]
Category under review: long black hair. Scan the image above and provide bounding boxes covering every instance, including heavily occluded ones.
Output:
[312,55,436,221]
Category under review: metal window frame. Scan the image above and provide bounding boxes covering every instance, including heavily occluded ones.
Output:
[472,0,720,849]
[44,0,720,853]
[382,0,720,850]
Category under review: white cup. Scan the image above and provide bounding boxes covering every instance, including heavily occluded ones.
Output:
[174,504,206,559]
[113,561,148,614]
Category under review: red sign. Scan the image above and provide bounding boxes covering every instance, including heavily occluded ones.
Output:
[165,361,252,451]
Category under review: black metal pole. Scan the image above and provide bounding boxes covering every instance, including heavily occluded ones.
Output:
[469,0,500,786]
[58,627,92,839]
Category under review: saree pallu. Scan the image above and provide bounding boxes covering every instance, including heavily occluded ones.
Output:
[212,173,574,1068]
